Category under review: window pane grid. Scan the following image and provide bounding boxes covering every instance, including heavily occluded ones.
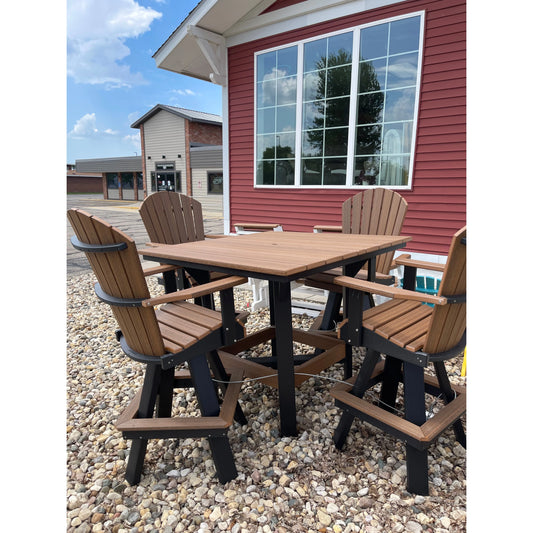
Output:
[255,14,421,188]
[354,16,420,186]
[300,32,352,186]
[256,46,297,185]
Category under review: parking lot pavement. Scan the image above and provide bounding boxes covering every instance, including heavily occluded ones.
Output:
[66,194,223,276]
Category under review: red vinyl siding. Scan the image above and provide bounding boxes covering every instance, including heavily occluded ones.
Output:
[227,0,466,255]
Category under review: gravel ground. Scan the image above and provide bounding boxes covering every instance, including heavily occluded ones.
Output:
[67,272,466,533]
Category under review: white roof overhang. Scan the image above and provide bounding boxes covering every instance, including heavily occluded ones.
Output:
[154,0,406,84]
[153,0,273,84]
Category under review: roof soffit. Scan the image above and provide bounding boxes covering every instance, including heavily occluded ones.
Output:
[225,0,407,45]
[154,0,406,81]
[153,0,273,82]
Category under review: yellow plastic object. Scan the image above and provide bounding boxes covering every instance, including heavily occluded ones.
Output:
[461,347,467,377]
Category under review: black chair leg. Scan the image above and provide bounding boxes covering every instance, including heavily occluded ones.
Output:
[351,349,382,397]
[334,349,381,448]
[343,343,353,379]
[156,367,175,418]
[188,355,238,483]
[208,435,238,482]
[333,410,356,450]
[379,356,403,412]
[406,445,429,495]
[126,440,149,486]
[125,364,161,485]
[320,292,343,330]
[207,351,247,426]
[433,361,466,448]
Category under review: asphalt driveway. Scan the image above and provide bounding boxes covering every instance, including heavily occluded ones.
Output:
[66,194,223,276]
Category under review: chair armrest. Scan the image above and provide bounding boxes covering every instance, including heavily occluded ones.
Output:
[393,254,446,273]
[390,253,410,269]
[142,276,248,307]
[234,222,282,232]
[142,264,180,277]
[205,234,229,239]
[333,276,447,306]
[313,225,342,233]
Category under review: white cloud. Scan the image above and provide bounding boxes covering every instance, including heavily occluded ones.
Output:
[168,88,199,105]
[67,0,162,88]
[68,113,118,139]
[123,132,141,150]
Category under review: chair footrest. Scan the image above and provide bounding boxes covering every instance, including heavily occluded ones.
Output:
[331,374,466,449]
[116,369,243,439]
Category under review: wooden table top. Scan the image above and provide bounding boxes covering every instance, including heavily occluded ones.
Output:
[139,232,411,279]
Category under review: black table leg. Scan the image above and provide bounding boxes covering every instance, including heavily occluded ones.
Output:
[162,269,178,293]
[403,362,429,495]
[271,280,298,437]
[268,281,278,357]
[186,268,214,308]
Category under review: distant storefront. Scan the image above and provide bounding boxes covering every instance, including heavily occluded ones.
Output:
[74,106,224,210]
[75,156,144,200]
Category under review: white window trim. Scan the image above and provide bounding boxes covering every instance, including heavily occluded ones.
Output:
[226,0,407,47]
[253,11,425,190]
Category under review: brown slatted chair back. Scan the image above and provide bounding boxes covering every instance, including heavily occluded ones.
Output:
[139,191,205,244]
[68,208,166,357]
[341,188,408,275]
[423,226,466,354]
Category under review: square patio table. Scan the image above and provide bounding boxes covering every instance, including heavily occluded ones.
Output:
[140,231,411,436]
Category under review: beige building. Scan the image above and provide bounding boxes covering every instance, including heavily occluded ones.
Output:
[75,105,224,209]
[131,105,223,210]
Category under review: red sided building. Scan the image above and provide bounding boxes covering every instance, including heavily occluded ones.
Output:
[154,0,466,261]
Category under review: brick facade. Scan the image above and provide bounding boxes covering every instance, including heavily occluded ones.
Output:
[66,174,103,194]
[189,122,222,146]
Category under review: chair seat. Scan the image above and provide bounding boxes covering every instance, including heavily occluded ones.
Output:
[363,299,433,352]
[156,302,222,353]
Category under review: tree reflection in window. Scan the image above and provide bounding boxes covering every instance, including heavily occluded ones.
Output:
[302,32,353,186]
[256,45,297,185]
[255,14,421,188]
[354,16,420,186]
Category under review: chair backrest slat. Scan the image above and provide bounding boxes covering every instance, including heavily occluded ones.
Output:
[140,191,172,244]
[166,191,188,242]
[341,189,408,275]
[140,191,205,244]
[423,227,466,354]
[68,208,166,357]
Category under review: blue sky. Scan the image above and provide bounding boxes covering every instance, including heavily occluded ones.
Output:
[67,0,222,163]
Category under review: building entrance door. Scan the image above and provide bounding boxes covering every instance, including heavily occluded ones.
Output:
[152,163,181,193]
[156,172,177,191]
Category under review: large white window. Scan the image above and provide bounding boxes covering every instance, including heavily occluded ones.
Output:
[254,13,423,188]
